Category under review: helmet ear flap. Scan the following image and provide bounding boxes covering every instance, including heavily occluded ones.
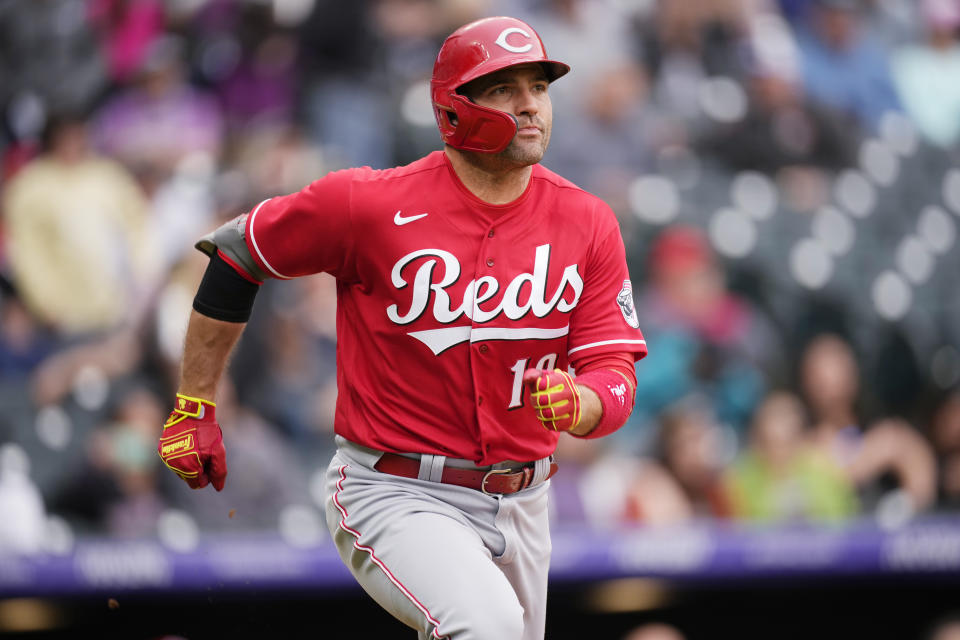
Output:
[446,94,519,153]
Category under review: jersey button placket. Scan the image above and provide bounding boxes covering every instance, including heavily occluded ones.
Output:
[473,228,495,445]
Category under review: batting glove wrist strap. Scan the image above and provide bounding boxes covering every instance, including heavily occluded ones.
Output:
[167,393,215,422]
[158,394,227,491]
[523,368,582,432]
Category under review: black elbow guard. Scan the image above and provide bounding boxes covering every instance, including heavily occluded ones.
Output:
[193,253,261,322]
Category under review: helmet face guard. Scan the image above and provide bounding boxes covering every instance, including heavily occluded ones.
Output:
[431,17,570,153]
[442,94,519,153]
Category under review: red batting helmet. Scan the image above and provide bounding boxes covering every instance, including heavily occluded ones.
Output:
[431,16,570,153]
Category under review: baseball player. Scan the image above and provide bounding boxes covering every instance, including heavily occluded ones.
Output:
[157,16,647,640]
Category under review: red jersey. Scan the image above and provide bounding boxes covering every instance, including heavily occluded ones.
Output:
[244,151,646,465]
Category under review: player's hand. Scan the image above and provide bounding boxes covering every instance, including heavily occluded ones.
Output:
[522,368,582,432]
[158,394,227,491]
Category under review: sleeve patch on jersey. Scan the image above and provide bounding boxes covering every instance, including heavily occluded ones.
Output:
[616,280,640,329]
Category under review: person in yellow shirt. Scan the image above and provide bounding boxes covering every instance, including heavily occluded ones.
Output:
[2,113,159,336]
[724,391,859,524]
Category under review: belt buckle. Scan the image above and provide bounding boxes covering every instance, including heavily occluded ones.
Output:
[481,468,511,496]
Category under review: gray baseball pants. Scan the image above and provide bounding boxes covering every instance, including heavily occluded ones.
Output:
[322,436,554,640]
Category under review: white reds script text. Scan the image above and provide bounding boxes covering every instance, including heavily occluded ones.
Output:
[387,244,583,325]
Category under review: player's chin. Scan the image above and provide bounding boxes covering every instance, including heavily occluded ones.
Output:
[503,138,547,166]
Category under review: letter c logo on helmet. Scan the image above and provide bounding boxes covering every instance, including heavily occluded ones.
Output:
[494,27,533,53]
[431,16,569,154]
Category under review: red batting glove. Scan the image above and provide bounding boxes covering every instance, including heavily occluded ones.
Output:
[158,394,227,491]
[523,368,582,432]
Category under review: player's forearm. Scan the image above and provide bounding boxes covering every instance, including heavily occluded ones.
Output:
[178,310,246,400]
[569,364,637,439]
[568,385,602,436]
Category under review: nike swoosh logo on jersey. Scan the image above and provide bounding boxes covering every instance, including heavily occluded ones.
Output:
[394,210,429,225]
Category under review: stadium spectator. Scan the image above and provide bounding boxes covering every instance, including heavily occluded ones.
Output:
[697,23,859,174]
[1,111,159,337]
[778,0,925,44]
[927,613,960,640]
[49,384,166,537]
[91,34,224,189]
[0,278,54,379]
[890,0,960,148]
[794,0,903,132]
[651,396,734,519]
[214,5,300,132]
[100,385,168,537]
[623,622,687,640]
[0,111,160,409]
[722,390,859,523]
[929,390,960,511]
[800,333,937,516]
[626,225,783,435]
[550,435,693,528]
[87,0,166,85]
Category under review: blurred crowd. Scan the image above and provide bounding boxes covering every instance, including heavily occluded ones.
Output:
[1,0,960,552]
